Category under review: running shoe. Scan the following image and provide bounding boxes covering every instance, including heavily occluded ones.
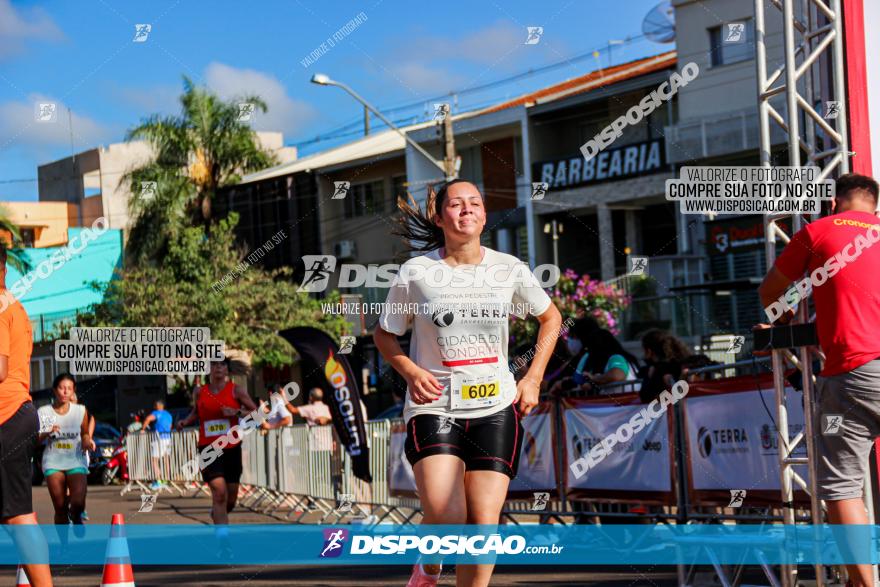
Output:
[406,563,441,587]
[81,510,89,521]
[149,481,162,491]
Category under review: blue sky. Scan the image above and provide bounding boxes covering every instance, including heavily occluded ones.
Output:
[0,0,671,200]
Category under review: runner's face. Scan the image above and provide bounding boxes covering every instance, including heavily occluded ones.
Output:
[436,183,485,242]
[210,362,228,382]
[54,379,74,404]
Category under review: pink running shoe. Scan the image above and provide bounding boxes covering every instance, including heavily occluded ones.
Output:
[406,563,441,586]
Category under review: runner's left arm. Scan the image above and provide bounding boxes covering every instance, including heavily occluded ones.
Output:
[233,384,258,414]
[515,303,563,415]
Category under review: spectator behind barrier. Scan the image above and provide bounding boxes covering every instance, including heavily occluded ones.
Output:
[547,317,599,395]
[259,382,293,433]
[286,387,332,426]
[552,325,640,395]
[638,329,692,403]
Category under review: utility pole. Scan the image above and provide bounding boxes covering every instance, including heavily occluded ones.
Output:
[363,105,370,136]
[441,104,457,181]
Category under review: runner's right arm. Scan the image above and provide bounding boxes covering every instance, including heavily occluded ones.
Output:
[373,326,443,404]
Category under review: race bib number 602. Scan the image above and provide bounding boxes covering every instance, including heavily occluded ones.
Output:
[450,372,502,410]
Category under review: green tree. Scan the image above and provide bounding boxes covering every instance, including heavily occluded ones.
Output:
[81,213,349,390]
[123,77,277,265]
[0,204,33,273]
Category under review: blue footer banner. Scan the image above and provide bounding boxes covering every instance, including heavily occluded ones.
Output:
[3,524,879,565]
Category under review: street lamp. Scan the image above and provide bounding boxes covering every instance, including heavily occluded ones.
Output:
[543,220,563,268]
[310,73,453,180]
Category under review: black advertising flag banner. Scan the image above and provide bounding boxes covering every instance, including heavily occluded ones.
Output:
[279,327,372,482]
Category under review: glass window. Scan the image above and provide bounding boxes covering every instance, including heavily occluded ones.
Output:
[709,20,755,67]
[344,180,386,218]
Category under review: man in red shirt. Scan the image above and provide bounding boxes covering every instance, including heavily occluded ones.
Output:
[0,245,52,586]
[759,173,880,587]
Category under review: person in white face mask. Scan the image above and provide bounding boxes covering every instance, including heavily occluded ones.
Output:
[548,318,597,394]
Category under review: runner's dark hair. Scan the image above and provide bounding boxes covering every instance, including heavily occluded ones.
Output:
[52,372,76,390]
[394,179,480,254]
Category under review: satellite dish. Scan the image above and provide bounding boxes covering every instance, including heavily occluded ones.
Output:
[642,0,676,43]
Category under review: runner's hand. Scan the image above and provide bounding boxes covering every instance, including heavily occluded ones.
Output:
[515,377,540,416]
[405,368,444,404]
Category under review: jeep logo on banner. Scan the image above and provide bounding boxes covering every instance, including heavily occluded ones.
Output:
[532,138,665,190]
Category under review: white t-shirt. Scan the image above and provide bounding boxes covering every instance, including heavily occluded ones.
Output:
[38,403,88,472]
[379,247,552,422]
[265,394,292,426]
[297,401,331,426]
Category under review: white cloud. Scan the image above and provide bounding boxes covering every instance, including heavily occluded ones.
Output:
[0,95,109,151]
[114,84,180,117]
[0,0,64,60]
[204,62,317,136]
[389,62,465,95]
[382,21,530,95]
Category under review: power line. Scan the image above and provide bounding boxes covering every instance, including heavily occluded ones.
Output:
[294,34,653,148]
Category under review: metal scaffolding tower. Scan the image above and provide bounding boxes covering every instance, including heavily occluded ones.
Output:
[754,0,853,586]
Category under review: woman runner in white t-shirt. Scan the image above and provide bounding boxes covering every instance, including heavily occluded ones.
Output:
[37,374,93,524]
[374,179,562,587]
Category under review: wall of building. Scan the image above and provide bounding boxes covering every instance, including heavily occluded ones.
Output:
[673,0,784,120]
[38,149,100,203]
[319,156,408,267]
[0,202,71,247]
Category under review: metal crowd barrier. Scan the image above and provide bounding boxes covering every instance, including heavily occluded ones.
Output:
[124,354,795,529]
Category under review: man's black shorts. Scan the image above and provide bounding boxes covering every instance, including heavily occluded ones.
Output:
[0,401,38,518]
[200,443,243,484]
[404,403,523,478]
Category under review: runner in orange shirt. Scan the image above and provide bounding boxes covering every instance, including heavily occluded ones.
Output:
[0,245,53,586]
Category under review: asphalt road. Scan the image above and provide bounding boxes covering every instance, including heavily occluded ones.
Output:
[3,485,684,586]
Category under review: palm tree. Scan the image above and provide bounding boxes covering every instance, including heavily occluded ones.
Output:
[124,76,278,264]
[0,205,32,273]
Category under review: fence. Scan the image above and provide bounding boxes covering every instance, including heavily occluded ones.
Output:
[127,356,812,528]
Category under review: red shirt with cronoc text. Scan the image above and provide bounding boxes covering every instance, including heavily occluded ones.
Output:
[774,210,880,376]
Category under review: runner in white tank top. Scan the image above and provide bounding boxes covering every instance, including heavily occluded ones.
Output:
[37,374,92,524]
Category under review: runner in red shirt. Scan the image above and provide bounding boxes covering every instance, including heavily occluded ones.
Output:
[758,173,880,587]
[178,358,257,527]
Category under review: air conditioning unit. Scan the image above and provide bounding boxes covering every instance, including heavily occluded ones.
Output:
[334,240,357,259]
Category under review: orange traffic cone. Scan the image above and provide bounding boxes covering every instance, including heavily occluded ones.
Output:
[101,514,135,587]
[15,565,30,586]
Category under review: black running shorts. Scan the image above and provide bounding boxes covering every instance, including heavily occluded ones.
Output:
[404,403,523,478]
[200,443,243,484]
[0,401,38,519]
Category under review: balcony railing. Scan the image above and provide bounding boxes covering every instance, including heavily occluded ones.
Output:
[31,309,80,343]
[664,108,787,164]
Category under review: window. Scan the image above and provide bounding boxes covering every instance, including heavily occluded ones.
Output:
[344,180,386,218]
[30,357,56,391]
[20,229,35,247]
[709,20,755,67]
